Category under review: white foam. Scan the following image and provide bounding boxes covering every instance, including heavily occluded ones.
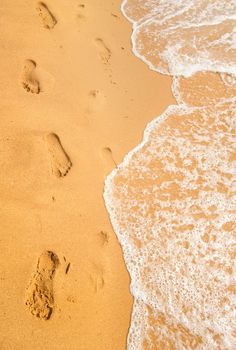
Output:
[104,103,236,348]
[123,0,236,77]
[104,1,236,349]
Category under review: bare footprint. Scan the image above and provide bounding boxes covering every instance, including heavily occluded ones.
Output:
[87,90,106,112]
[99,230,109,246]
[46,133,72,178]
[89,263,105,293]
[94,38,111,64]
[25,251,59,320]
[100,147,117,173]
[36,2,57,29]
[77,3,86,20]
[21,59,40,94]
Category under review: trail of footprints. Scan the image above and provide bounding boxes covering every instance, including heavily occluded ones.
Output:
[21,2,57,94]
[21,2,112,93]
[20,2,114,320]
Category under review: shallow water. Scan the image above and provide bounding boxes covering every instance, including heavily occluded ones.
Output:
[104,1,236,349]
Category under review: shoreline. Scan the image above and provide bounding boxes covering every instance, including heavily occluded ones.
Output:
[105,1,236,348]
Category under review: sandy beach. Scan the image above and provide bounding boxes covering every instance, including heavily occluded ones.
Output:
[0,1,174,349]
[2,0,234,348]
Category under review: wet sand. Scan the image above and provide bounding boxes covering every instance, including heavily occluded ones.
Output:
[104,1,236,348]
[0,1,174,349]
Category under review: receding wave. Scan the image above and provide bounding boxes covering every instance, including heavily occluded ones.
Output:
[122,0,236,77]
[104,1,236,349]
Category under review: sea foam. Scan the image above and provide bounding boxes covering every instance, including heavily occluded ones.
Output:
[104,1,236,349]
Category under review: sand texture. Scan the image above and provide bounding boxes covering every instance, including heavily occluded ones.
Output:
[0,1,174,349]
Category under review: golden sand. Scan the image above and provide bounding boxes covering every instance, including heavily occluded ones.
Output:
[0,1,174,349]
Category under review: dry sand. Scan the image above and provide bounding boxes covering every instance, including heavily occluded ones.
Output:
[0,1,174,349]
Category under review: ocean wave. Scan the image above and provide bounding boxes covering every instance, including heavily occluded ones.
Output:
[104,1,236,349]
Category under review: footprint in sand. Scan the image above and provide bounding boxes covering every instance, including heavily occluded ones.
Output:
[46,133,72,178]
[99,230,109,246]
[36,2,57,29]
[94,38,111,64]
[88,90,106,112]
[25,251,59,320]
[77,3,86,20]
[100,147,117,173]
[89,263,105,293]
[21,59,40,94]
